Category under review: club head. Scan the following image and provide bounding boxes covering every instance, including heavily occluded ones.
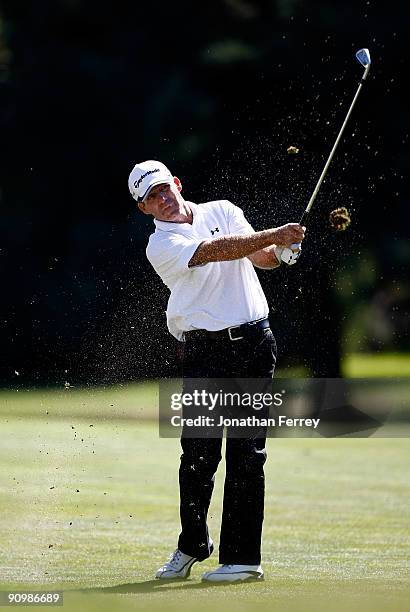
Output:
[355,48,371,68]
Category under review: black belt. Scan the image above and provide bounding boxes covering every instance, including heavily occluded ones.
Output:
[184,318,271,342]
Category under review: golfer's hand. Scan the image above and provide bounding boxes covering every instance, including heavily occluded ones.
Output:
[280,244,302,265]
[273,223,305,247]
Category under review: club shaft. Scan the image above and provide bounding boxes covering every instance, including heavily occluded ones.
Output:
[301,64,370,222]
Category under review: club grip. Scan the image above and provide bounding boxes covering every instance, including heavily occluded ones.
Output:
[299,210,309,226]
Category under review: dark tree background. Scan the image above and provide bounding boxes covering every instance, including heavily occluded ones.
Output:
[0,0,408,386]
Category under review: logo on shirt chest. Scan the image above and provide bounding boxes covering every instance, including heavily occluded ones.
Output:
[210,227,219,235]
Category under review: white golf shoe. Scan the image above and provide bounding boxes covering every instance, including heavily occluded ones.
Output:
[155,549,198,579]
[202,564,264,583]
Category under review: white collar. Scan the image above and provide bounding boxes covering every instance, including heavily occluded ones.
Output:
[154,201,200,233]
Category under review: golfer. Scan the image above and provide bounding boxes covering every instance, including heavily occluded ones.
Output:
[128,160,305,583]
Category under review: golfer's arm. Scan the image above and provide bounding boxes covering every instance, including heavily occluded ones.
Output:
[247,246,280,270]
[188,229,280,267]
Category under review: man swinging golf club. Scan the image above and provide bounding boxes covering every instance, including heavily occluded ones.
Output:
[127,46,371,584]
[128,159,305,583]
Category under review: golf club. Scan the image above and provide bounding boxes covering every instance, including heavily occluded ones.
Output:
[299,48,371,226]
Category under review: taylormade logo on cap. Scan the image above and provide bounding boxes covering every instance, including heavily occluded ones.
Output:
[134,168,160,190]
[128,160,173,202]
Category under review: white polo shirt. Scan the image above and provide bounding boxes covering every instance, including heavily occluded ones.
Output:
[146,200,269,340]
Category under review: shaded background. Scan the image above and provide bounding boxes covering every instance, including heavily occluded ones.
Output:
[0,0,408,386]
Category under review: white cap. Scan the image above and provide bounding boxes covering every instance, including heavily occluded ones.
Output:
[128,160,173,202]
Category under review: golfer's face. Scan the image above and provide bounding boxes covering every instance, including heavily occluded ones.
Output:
[142,182,181,221]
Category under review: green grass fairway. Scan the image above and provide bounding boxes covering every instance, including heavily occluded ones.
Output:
[0,385,409,612]
[343,353,410,377]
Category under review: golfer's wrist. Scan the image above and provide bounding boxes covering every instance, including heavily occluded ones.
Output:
[273,246,283,265]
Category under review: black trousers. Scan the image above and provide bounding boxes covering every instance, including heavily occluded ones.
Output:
[177,324,277,565]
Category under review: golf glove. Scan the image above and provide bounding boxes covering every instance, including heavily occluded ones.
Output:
[274,243,302,266]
